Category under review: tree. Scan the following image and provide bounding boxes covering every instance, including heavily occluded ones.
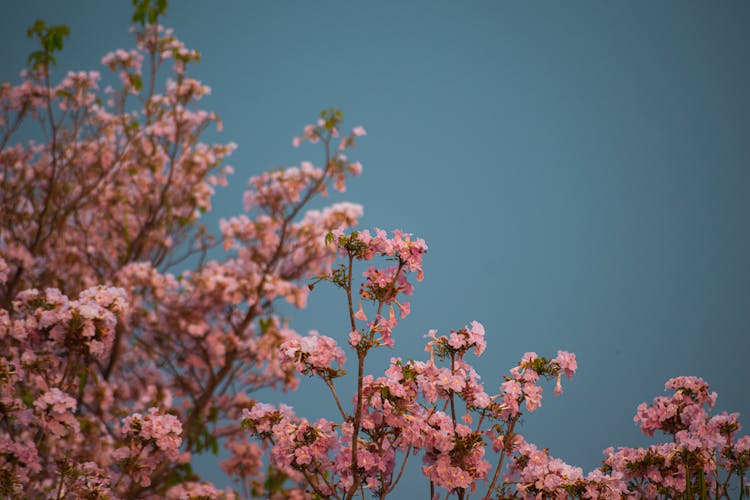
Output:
[1,3,748,499]
[1,3,362,497]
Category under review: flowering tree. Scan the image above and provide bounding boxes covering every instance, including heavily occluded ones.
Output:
[1,3,748,499]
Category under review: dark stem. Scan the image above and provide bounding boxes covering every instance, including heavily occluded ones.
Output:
[484,417,517,499]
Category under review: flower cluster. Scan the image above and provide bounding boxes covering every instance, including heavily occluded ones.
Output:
[635,376,717,437]
[347,228,428,281]
[420,414,491,493]
[503,435,630,499]
[116,408,184,487]
[505,436,585,497]
[426,320,487,358]
[0,434,41,497]
[241,403,340,496]
[243,315,589,498]
[120,407,183,460]
[33,388,79,439]
[165,481,234,499]
[499,351,578,420]
[583,376,750,498]
[10,286,127,360]
[327,228,427,350]
[280,331,347,379]
[61,461,114,500]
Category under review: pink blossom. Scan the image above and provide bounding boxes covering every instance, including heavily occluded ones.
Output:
[554,350,577,379]
[348,330,361,347]
[354,303,367,321]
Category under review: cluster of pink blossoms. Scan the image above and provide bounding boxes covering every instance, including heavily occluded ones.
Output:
[116,408,185,487]
[239,228,602,497]
[426,320,487,358]
[499,351,578,419]
[241,403,342,496]
[291,115,365,192]
[243,302,588,498]
[328,228,427,349]
[349,228,428,282]
[0,277,199,496]
[243,350,494,495]
[8,285,128,360]
[164,481,234,500]
[495,375,750,499]
[595,376,750,498]
[32,388,79,439]
[503,435,629,499]
[280,331,347,379]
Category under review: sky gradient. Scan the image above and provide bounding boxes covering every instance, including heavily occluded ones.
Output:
[2,1,749,495]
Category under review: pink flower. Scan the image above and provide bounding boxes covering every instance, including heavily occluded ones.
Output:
[354,303,367,321]
[0,257,8,284]
[523,383,543,412]
[396,300,410,319]
[34,388,76,415]
[554,351,577,379]
[554,375,563,395]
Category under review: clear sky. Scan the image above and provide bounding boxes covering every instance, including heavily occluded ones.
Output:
[2,1,749,495]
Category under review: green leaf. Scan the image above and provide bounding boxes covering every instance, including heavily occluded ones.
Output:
[27,50,45,66]
[126,119,141,133]
[27,19,45,38]
[129,73,143,91]
[78,367,89,403]
[131,0,147,25]
[21,390,35,408]
[55,89,74,99]
[26,20,69,69]
[52,32,63,50]
[78,367,88,389]
[208,405,219,423]
[259,317,272,334]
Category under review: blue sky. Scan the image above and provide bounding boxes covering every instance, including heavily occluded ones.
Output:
[2,1,749,495]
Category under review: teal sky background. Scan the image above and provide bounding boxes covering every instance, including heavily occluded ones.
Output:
[2,1,749,495]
